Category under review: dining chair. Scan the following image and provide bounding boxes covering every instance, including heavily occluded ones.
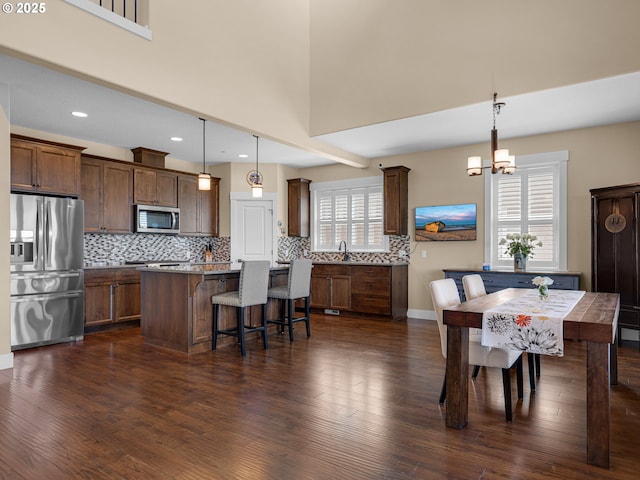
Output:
[211,260,271,356]
[462,273,541,391]
[430,278,523,422]
[267,259,313,341]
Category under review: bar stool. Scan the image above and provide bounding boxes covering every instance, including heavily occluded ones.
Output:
[267,259,313,342]
[462,273,541,391]
[211,260,271,356]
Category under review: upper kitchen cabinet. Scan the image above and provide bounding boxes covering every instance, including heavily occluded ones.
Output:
[287,178,311,237]
[178,174,220,236]
[382,166,410,235]
[134,167,178,207]
[81,155,133,233]
[11,135,85,197]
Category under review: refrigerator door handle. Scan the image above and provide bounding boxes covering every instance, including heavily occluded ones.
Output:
[34,198,41,270]
[11,291,82,303]
[45,200,51,268]
[11,272,82,281]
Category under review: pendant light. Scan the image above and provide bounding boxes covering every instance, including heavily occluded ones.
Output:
[467,93,516,176]
[246,134,263,198]
[198,118,211,191]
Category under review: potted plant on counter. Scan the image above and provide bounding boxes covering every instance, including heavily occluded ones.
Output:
[499,233,542,272]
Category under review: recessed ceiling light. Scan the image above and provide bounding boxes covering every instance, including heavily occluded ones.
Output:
[71,111,88,118]
[238,154,249,158]
[170,137,183,142]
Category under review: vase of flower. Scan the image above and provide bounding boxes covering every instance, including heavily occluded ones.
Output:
[499,233,543,272]
[514,253,526,272]
[532,276,553,300]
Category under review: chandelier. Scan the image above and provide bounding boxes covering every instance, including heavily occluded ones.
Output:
[467,93,515,176]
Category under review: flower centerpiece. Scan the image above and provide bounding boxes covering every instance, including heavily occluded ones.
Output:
[532,276,554,300]
[499,233,543,272]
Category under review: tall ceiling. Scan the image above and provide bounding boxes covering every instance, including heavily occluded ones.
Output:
[1,1,639,168]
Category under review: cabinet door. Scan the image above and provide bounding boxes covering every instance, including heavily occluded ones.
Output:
[36,145,81,196]
[115,283,141,322]
[310,275,331,309]
[10,140,37,192]
[134,168,158,205]
[80,159,103,232]
[331,276,351,310]
[84,284,113,326]
[103,163,133,233]
[383,166,410,235]
[178,175,199,235]
[155,171,178,207]
[287,178,310,237]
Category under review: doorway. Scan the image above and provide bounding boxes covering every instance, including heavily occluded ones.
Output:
[230,192,277,266]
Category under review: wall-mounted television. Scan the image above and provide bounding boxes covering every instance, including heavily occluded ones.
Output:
[415,203,477,241]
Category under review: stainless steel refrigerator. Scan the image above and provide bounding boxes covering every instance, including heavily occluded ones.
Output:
[10,194,84,350]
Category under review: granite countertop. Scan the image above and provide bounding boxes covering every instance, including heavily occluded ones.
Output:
[84,261,228,270]
[278,260,409,266]
[139,263,288,275]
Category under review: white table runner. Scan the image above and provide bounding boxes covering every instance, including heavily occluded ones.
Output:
[481,289,586,357]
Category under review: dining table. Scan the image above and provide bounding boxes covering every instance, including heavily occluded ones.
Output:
[442,288,620,469]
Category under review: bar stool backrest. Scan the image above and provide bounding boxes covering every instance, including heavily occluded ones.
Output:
[287,259,313,299]
[238,260,271,307]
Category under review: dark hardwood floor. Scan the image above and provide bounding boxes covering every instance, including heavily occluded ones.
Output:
[1,315,639,479]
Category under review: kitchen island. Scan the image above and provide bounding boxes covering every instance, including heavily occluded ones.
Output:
[140,263,289,354]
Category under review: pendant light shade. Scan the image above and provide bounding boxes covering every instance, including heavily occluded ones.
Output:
[247,135,263,198]
[198,118,211,191]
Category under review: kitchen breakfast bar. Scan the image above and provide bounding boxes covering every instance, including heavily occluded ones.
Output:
[140,263,290,354]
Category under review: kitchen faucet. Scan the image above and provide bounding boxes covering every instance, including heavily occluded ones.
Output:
[338,240,350,261]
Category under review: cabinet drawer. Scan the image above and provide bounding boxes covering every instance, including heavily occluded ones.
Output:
[312,264,350,276]
[351,275,390,295]
[351,265,391,279]
[85,269,115,285]
[351,294,391,315]
[116,269,141,283]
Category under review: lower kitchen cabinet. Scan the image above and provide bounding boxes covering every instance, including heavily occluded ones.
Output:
[84,268,141,329]
[310,264,351,311]
[310,263,408,320]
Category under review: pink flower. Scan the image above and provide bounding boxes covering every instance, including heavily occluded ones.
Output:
[515,315,531,327]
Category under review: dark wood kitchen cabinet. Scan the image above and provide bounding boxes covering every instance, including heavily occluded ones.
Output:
[10,135,85,197]
[84,268,141,329]
[81,155,133,233]
[382,166,410,235]
[310,264,351,311]
[591,183,640,342]
[178,174,220,236]
[134,167,178,207]
[287,178,311,237]
[310,263,408,320]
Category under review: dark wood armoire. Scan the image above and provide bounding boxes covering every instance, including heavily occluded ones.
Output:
[591,183,640,343]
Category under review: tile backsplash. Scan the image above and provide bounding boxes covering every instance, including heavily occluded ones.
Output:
[277,235,411,263]
[84,234,410,266]
[83,234,229,266]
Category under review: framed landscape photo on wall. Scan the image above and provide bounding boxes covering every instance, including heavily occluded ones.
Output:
[415,203,477,241]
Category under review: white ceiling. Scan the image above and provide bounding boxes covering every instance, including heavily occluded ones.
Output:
[2,52,640,168]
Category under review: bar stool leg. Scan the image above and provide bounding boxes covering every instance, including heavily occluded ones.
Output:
[304,296,311,337]
[238,307,247,356]
[287,299,295,342]
[212,304,219,351]
[262,303,269,349]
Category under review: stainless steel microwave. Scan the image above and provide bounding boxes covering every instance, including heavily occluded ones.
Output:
[135,204,180,234]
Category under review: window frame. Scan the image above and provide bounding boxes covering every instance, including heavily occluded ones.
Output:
[310,176,389,252]
[484,150,568,271]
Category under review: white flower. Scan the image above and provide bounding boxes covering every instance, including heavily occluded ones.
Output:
[532,276,554,287]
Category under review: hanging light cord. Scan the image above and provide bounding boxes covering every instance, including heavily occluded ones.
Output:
[253,135,259,176]
[201,118,206,171]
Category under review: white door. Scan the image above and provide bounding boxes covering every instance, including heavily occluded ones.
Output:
[230,193,276,267]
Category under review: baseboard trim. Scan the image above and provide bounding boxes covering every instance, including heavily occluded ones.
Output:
[407,309,437,321]
[0,352,14,371]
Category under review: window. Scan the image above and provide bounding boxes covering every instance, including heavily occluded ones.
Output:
[485,151,568,271]
[311,176,387,252]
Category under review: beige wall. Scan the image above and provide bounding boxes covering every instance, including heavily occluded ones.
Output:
[310,0,640,135]
[302,121,640,313]
[0,104,11,362]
